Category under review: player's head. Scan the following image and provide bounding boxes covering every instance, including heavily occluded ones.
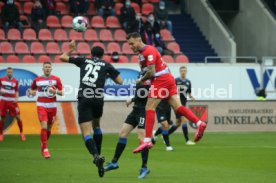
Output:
[6,67,13,78]
[179,66,187,78]
[42,62,52,76]
[91,46,104,59]
[126,32,144,53]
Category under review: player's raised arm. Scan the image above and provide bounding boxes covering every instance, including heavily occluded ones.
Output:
[60,40,76,62]
[113,75,123,85]
[136,65,155,85]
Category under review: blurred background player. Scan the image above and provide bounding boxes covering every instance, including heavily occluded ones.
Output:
[60,40,123,177]
[28,62,63,159]
[104,78,150,179]
[0,67,26,141]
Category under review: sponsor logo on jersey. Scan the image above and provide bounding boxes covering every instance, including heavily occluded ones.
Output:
[148,55,154,61]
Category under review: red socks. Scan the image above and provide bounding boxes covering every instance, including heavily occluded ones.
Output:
[176,106,199,123]
[145,110,155,138]
[41,129,48,150]
[47,131,51,140]
[0,120,4,135]
[17,120,23,133]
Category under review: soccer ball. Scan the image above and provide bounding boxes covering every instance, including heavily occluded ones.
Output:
[72,16,88,32]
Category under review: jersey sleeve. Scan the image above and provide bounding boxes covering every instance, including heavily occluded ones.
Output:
[56,77,63,90]
[106,63,120,80]
[187,80,192,94]
[15,80,19,92]
[69,57,85,67]
[30,78,37,90]
[144,47,157,66]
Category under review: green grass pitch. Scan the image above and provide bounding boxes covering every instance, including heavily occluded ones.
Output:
[0,132,276,183]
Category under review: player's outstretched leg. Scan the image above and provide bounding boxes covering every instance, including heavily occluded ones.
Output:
[104,137,127,172]
[16,118,26,141]
[181,123,195,145]
[41,129,50,159]
[93,128,103,154]
[138,148,150,178]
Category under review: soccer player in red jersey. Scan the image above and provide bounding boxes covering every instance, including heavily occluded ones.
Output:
[126,32,207,153]
[0,67,26,141]
[28,62,63,159]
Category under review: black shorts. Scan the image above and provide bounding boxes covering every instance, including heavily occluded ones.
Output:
[175,100,187,119]
[77,97,104,123]
[125,108,145,129]
[156,105,171,123]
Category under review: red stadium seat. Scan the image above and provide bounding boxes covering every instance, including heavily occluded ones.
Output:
[91,16,105,28]
[61,42,70,52]
[77,42,90,54]
[23,28,36,41]
[0,29,6,40]
[107,42,121,54]
[23,2,33,15]
[131,3,140,13]
[122,42,134,54]
[38,29,53,41]
[30,42,45,54]
[142,3,154,15]
[118,55,129,63]
[92,42,106,51]
[102,55,111,63]
[167,42,182,54]
[56,2,68,15]
[20,15,30,28]
[15,42,30,54]
[61,15,73,28]
[15,2,22,14]
[160,29,174,41]
[175,55,189,63]
[114,29,126,42]
[69,29,84,41]
[54,29,68,41]
[115,3,123,15]
[106,16,121,28]
[47,16,61,28]
[6,55,20,63]
[54,55,63,63]
[130,55,139,63]
[38,55,51,63]
[46,42,60,54]
[0,42,13,54]
[22,55,36,63]
[84,29,98,41]
[162,55,174,63]
[0,56,3,63]
[99,29,113,41]
[87,4,96,15]
[148,0,160,2]
[7,29,21,40]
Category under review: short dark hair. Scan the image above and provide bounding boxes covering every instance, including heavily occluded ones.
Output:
[6,67,13,70]
[179,66,187,70]
[126,32,141,40]
[43,61,52,65]
[91,46,104,58]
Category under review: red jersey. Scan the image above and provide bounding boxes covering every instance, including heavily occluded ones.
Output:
[31,75,62,108]
[138,45,167,74]
[0,77,18,102]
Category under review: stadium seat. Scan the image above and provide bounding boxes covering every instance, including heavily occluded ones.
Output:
[107,42,121,54]
[115,3,123,15]
[162,55,174,63]
[167,42,182,54]
[15,42,30,54]
[122,42,134,54]
[84,29,98,41]
[0,42,13,54]
[130,55,139,63]
[15,2,23,14]
[148,0,160,2]
[20,15,30,28]
[92,42,106,51]
[69,29,84,41]
[131,3,140,13]
[61,42,70,52]
[87,4,96,15]
[22,55,36,63]
[54,55,62,63]
[56,2,69,15]
[61,15,73,28]
[38,29,53,41]
[142,3,154,15]
[46,42,61,54]
[175,55,189,63]
[30,42,45,54]
[54,29,68,41]
[91,16,105,28]
[0,56,3,63]
[99,29,113,41]
[77,42,90,54]
[7,29,21,41]
[106,16,121,28]
[38,55,51,63]
[47,16,61,28]
[23,2,33,15]
[23,28,37,41]
[6,55,20,63]
[160,29,174,41]
[119,55,129,63]
[114,29,126,42]
[102,55,111,63]
[0,29,6,40]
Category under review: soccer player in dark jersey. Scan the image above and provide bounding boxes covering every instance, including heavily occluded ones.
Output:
[104,80,151,179]
[60,40,123,178]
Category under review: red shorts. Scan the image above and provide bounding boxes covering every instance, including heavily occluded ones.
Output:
[37,106,57,124]
[0,100,20,117]
[148,73,177,99]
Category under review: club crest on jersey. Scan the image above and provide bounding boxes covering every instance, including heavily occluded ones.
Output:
[148,55,154,62]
